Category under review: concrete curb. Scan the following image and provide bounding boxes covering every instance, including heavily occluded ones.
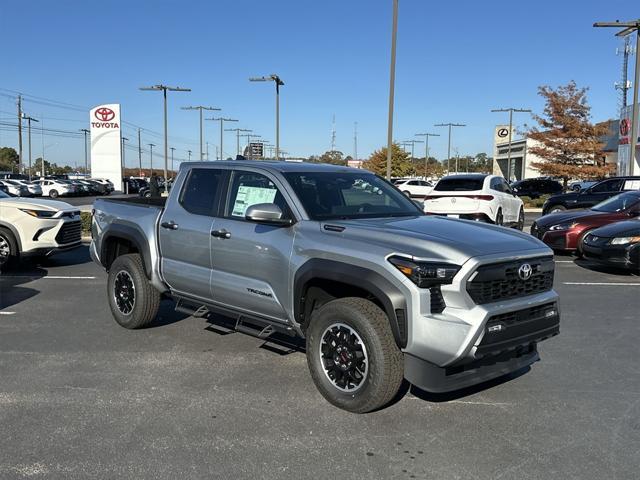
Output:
[524,208,542,213]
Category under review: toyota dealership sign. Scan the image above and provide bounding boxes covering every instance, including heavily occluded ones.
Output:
[89,104,122,189]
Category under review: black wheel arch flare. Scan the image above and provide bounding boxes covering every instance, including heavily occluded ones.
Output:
[294,259,408,348]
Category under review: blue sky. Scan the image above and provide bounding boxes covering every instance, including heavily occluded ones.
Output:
[0,0,634,169]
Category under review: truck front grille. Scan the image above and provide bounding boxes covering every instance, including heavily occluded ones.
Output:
[55,221,82,245]
[466,256,554,305]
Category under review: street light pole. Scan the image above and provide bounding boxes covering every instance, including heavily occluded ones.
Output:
[434,123,466,173]
[181,106,220,160]
[148,143,155,176]
[225,128,252,157]
[206,117,238,160]
[594,20,640,174]
[137,128,142,177]
[491,108,531,181]
[121,137,129,192]
[249,74,284,160]
[386,0,399,179]
[140,84,191,185]
[170,147,175,175]
[415,133,440,178]
[188,150,192,161]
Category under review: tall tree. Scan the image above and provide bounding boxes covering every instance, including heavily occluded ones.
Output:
[362,143,413,177]
[527,81,612,188]
[0,147,19,172]
[319,150,345,165]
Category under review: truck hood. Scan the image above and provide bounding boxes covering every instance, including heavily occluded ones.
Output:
[0,197,76,212]
[323,215,550,264]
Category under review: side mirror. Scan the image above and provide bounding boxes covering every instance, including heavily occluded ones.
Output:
[245,203,293,226]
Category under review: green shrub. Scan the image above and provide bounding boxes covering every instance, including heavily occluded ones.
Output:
[520,195,550,209]
[80,211,92,236]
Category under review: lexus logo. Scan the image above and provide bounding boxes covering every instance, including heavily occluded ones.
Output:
[518,263,533,281]
[497,128,509,138]
[620,118,630,136]
[95,107,115,122]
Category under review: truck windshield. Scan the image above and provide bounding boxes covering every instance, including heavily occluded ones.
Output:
[284,171,423,220]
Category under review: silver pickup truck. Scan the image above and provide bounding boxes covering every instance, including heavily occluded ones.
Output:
[91,161,560,413]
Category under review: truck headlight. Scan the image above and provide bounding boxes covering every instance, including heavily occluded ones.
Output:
[389,256,460,288]
[19,209,57,218]
[610,236,640,245]
[548,221,578,231]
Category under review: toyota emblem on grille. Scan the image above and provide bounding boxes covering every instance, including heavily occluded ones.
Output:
[518,263,533,281]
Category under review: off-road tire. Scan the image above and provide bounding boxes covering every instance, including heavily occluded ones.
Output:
[107,254,160,329]
[306,297,404,413]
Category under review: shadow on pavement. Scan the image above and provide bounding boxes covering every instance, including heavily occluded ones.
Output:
[574,258,639,276]
[30,244,93,269]
[0,263,47,310]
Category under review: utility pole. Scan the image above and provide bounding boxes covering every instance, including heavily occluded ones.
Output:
[121,137,129,191]
[188,150,192,161]
[16,95,24,173]
[181,105,220,160]
[490,108,531,181]
[435,123,466,173]
[249,74,284,160]
[22,114,39,181]
[330,114,336,152]
[415,132,440,179]
[140,84,191,188]
[79,128,90,174]
[170,147,175,175]
[354,122,358,163]
[594,19,640,175]
[386,0,399,179]
[137,128,142,177]
[206,117,238,160]
[148,143,155,176]
[403,139,423,161]
[225,128,252,157]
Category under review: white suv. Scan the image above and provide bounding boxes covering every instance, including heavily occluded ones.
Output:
[0,189,82,268]
[423,174,524,229]
[394,179,433,198]
[32,179,73,198]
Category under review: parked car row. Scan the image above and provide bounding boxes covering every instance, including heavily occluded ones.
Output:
[0,177,114,198]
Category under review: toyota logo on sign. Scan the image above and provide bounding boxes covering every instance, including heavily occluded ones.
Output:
[518,263,533,281]
[95,107,115,122]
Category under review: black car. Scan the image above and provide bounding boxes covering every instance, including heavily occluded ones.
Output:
[124,178,147,194]
[581,220,640,271]
[511,178,563,198]
[542,176,640,215]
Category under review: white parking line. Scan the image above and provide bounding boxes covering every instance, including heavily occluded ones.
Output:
[563,282,640,286]
[0,312,16,315]
[0,275,96,280]
[554,260,575,263]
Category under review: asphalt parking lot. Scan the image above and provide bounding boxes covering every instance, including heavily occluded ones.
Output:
[1,225,639,479]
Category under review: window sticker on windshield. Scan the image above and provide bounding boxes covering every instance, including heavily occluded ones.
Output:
[231,185,277,216]
[623,180,640,190]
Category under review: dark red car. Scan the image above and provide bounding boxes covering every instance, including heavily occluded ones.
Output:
[530,191,640,252]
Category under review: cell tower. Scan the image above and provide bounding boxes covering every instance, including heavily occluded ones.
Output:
[616,34,635,115]
[330,114,336,152]
[354,121,358,161]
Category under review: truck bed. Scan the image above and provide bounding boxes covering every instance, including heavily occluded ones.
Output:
[101,196,167,208]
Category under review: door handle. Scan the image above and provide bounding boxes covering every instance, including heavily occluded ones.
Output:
[211,229,231,239]
[161,221,179,230]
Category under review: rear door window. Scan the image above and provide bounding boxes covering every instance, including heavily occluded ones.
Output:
[591,179,623,193]
[179,168,225,216]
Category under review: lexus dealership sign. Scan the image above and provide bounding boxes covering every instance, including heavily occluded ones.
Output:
[89,104,122,189]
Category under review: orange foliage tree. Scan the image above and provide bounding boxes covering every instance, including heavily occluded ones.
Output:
[527,81,614,188]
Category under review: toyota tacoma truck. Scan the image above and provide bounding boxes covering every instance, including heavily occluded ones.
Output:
[91,161,560,413]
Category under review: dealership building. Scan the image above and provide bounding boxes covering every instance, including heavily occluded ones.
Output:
[492,120,621,181]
